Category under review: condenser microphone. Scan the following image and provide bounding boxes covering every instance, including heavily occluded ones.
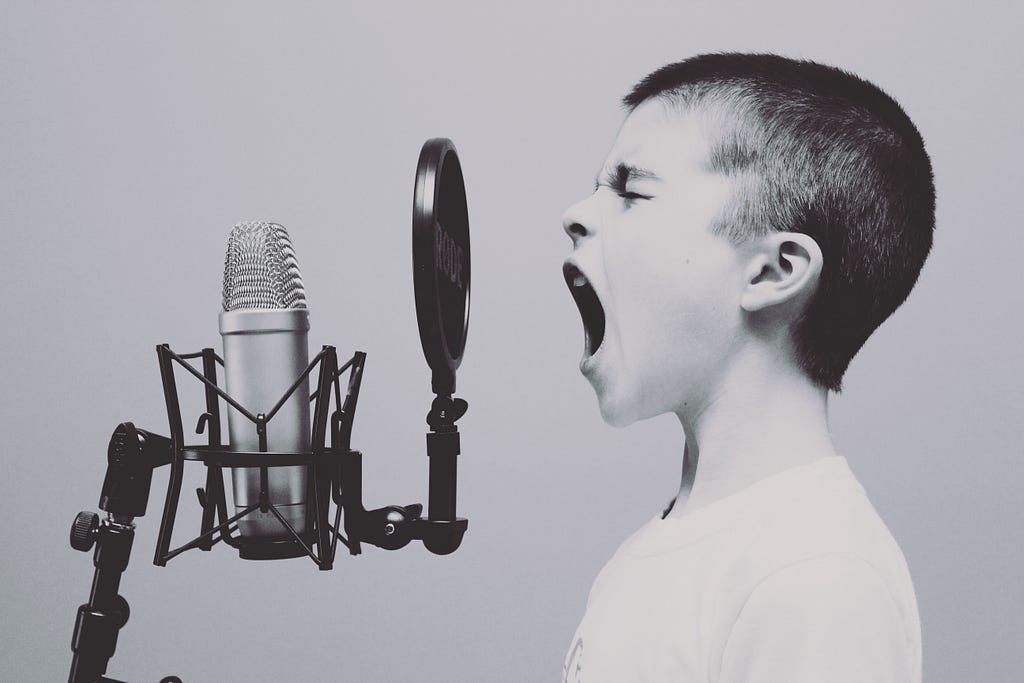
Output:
[219,221,311,541]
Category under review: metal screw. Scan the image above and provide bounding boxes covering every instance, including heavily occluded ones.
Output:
[384,523,396,536]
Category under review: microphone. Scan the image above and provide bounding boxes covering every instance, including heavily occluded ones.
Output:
[219,221,311,541]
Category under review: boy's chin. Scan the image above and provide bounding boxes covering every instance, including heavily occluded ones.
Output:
[596,392,643,428]
[594,380,677,427]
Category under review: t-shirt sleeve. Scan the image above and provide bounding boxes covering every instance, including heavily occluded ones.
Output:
[718,554,915,683]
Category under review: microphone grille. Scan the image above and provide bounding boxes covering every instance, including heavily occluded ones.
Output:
[222,221,307,311]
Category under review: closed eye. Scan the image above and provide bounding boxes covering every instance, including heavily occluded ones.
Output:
[617,191,650,205]
[595,163,660,204]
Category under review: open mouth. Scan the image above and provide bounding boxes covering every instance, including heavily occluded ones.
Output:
[564,262,606,357]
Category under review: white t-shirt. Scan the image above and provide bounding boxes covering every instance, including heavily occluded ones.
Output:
[563,456,920,682]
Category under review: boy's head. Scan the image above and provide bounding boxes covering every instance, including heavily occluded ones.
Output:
[563,53,934,424]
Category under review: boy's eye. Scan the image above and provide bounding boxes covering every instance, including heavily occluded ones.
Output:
[618,191,649,203]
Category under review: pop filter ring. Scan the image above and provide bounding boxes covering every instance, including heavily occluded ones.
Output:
[413,138,471,397]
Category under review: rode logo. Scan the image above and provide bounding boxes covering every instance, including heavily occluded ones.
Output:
[435,224,465,290]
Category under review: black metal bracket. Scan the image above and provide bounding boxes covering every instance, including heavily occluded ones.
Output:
[147,344,358,569]
[338,392,469,556]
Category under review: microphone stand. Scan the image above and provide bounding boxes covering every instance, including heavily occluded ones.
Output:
[68,424,179,683]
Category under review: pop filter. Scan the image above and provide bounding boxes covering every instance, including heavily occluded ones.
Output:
[413,138,470,397]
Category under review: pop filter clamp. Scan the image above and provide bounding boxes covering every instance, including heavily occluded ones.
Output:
[66,138,471,683]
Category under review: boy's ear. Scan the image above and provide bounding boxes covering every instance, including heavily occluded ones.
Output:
[740,232,823,313]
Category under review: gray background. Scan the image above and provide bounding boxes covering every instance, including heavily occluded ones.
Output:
[2,1,1021,681]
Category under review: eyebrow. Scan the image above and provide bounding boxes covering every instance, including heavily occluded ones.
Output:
[594,163,661,192]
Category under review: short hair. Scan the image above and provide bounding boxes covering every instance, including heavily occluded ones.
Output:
[624,53,935,391]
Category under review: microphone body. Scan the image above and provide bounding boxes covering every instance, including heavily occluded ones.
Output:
[220,309,310,538]
[219,221,311,541]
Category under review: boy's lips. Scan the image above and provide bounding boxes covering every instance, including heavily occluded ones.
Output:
[563,260,607,360]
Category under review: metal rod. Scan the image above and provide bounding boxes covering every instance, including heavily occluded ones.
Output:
[267,505,319,564]
[165,348,258,424]
[310,347,337,570]
[162,505,258,562]
[308,354,356,403]
[258,465,269,513]
[154,345,186,567]
[330,504,346,557]
[199,349,222,549]
[264,348,328,423]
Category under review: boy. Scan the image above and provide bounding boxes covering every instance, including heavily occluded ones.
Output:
[561,54,933,682]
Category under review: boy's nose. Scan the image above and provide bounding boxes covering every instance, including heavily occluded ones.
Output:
[562,196,597,244]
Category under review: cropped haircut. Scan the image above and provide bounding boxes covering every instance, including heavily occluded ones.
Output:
[624,54,935,391]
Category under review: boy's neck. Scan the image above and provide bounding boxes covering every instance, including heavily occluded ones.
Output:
[666,353,836,518]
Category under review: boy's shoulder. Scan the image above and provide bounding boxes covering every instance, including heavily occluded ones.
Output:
[743,456,904,566]
[616,456,905,568]
[714,456,914,601]
[708,456,922,681]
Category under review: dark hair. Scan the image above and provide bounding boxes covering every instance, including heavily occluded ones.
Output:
[624,53,935,391]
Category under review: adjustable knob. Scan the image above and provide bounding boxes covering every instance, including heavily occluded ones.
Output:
[70,511,100,552]
[365,506,417,550]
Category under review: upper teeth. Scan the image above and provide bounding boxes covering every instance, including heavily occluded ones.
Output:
[573,274,587,287]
